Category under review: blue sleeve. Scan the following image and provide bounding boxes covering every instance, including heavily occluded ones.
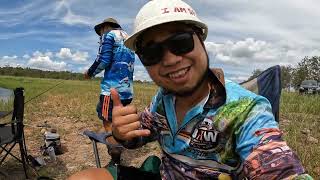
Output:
[87,32,115,77]
[236,98,310,179]
[235,98,278,159]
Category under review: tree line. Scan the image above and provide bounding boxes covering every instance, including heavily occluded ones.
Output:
[2,56,319,87]
[0,66,94,80]
[248,56,320,89]
[0,66,155,83]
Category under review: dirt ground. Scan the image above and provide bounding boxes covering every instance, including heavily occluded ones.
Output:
[1,116,161,180]
[1,81,319,179]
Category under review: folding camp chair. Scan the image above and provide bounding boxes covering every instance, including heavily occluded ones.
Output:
[84,65,282,179]
[0,87,29,179]
[83,130,121,168]
[240,65,281,122]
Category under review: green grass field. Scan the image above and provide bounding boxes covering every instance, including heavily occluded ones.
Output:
[280,92,320,177]
[0,75,319,179]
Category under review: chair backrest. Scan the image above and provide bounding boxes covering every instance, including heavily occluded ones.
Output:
[0,87,28,179]
[240,65,281,122]
[12,88,25,138]
[0,87,25,138]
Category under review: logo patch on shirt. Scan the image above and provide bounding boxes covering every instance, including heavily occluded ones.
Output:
[190,117,220,150]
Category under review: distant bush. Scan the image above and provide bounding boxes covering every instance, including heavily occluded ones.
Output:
[0,67,100,81]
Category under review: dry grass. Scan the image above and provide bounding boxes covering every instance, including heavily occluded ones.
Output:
[0,76,159,179]
[279,92,320,177]
[0,76,319,179]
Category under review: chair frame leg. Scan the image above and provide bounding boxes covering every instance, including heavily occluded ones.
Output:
[0,141,29,179]
[91,139,101,168]
[18,139,28,179]
[0,143,17,164]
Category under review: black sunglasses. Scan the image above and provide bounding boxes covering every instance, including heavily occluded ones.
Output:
[137,31,195,66]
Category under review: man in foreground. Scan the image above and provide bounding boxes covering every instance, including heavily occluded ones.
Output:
[71,0,312,179]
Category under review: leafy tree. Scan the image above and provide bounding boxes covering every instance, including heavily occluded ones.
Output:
[292,56,320,87]
[247,69,262,81]
[280,65,293,89]
[306,56,320,82]
[292,67,307,88]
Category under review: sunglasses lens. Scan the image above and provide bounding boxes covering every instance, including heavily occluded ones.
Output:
[138,31,194,66]
[167,32,194,55]
[139,44,163,66]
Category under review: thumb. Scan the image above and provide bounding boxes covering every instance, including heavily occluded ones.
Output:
[110,88,123,107]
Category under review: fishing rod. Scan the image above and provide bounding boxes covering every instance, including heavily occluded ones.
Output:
[24,81,64,104]
[0,81,64,119]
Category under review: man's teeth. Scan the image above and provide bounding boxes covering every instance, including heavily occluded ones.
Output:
[168,68,188,78]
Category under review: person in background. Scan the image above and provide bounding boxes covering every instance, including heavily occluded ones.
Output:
[84,17,135,165]
[71,1,313,179]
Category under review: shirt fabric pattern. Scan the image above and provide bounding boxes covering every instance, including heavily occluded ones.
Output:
[124,69,312,180]
[88,28,135,100]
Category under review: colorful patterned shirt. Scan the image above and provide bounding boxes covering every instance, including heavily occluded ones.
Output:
[124,69,312,180]
[87,28,135,100]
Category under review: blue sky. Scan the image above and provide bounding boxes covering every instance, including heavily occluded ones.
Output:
[1,0,320,82]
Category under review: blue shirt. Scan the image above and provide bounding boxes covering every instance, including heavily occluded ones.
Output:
[88,28,135,100]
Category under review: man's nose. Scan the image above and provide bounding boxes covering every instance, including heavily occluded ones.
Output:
[161,49,183,66]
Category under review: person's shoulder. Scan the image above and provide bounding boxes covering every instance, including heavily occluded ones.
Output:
[224,80,272,111]
[103,31,115,37]
[225,79,255,95]
[109,29,129,40]
[224,79,265,102]
[101,31,117,42]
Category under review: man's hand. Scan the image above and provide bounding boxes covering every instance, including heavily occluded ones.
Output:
[84,70,90,79]
[111,88,150,141]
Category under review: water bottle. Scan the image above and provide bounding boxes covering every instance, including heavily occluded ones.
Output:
[47,146,56,161]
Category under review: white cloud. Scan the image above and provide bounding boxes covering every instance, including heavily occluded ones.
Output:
[45,52,53,57]
[61,9,91,26]
[206,38,278,66]
[1,48,90,73]
[70,51,89,62]
[205,37,315,82]
[56,48,88,62]
[2,55,18,60]
[2,0,320,82]
[0,0,49,27]
[0,55,21,67]
[133,65,152,82]
[23,54,30,59]
[207,38,309,64]
[32,51,45,57]
[52,0,92,26]
[27,51,67,71]
[56,48,72,59]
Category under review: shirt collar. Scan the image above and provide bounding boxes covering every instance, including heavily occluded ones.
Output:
[204,68,227,109]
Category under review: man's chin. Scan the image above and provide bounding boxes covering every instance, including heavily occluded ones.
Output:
[163,70,207,97]
[165,86,198,97]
